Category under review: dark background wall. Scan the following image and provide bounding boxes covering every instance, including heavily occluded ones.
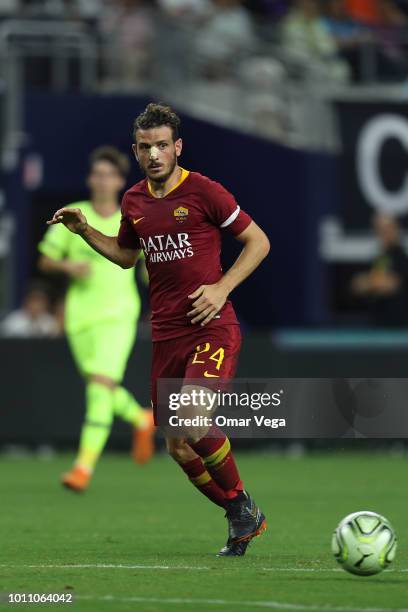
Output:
[1,336,405,447]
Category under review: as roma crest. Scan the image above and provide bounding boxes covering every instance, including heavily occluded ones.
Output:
[173,206,189,223]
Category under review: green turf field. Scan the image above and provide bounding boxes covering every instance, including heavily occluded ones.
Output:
[1,451,407,611]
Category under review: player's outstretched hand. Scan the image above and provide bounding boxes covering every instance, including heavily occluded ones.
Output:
[187,283,228,326]
[47,208,88,235]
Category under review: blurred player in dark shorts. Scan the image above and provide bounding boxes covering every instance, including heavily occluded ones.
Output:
[46,103,270,556]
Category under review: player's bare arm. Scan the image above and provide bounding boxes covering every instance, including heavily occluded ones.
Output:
[188,221,270,326]
[47,207,140,269]
[38,255,91,279]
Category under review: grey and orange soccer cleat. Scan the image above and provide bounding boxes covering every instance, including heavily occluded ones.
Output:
[217,491,266,557]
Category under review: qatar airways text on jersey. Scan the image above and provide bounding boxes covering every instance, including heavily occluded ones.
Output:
[140,233,194,263]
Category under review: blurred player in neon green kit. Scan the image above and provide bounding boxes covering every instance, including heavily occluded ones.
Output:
[38,146,154,492]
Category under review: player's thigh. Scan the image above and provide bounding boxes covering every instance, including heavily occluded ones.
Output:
[151,338,188,424]
[66,327,94,378]
[91,319,138,383]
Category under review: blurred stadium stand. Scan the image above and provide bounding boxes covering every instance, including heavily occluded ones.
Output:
[2,0,408,448]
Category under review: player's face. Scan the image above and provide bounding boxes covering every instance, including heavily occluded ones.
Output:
[87,160,125,199]
[133,126,182,184]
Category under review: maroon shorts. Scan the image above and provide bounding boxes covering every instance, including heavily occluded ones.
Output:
[151,324,242,423]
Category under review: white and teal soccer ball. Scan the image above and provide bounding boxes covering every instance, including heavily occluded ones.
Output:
[332,511,397,576]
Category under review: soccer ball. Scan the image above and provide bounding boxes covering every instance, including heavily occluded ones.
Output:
[331,511,397,576]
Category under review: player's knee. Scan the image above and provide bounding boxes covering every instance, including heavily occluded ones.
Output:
[166,438,194,463]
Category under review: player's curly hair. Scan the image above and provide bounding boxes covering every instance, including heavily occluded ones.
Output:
[89,146,130,178]
[133,103,181,142]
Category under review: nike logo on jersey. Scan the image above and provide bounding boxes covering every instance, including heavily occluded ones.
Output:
[133,217,145,225]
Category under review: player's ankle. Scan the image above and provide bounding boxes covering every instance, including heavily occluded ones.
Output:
[74,462,93,475]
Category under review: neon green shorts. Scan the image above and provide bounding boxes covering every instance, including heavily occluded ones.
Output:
[67,318,138,383]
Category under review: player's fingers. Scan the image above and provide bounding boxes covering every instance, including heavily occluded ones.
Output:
[187,308,204,317]
[187,296,208,315]
[54,208,69,218]
[200,311,217,327]
[191,306,215,325]
[190,308,209,324]
[47,209,67,224]
[188,285,205,300]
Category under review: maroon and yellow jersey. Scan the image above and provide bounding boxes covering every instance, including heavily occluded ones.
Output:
[118,169,252,341]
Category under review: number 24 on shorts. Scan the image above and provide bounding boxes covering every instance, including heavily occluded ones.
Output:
[192,343,225,377]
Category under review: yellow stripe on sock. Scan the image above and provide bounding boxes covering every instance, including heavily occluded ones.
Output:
[203,438,231,469]
[190,472,212,487]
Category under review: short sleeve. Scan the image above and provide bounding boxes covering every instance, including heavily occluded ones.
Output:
[205,180,252,236]
[38,221,72,260]
[117,194,141,250]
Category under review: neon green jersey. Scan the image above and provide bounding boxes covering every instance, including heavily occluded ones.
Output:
[38,201,141,334]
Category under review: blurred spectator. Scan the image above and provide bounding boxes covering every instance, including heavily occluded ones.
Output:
[151,0,210,89]
[345,0,382,25]
[322,0,371,80]
[76,0,103,19]
[243,0,290,20]
[239,56,289,139]
[380,0,408,24]
[19,0,75,18]
[375,0,408,82]
[345,0,407,26]
[158,0,210,17]
[280,0,350,83]
[351,214,408,327]
[323,0,368,48]
[0,0,19,17]
[0,281,59,337]
[341,0,408,81]
[194,0,256,80]
[18,0,103,18]
[100,0,155,91]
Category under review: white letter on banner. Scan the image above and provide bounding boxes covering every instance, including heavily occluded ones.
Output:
[357,114,408,215]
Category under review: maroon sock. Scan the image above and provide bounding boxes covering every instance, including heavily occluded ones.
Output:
[190,425,244,500]
[178,456,227,508]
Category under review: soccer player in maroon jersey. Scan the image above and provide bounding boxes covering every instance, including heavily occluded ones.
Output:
[47,103,270,556]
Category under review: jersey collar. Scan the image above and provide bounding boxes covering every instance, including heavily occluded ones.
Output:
[147,167,190,199]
